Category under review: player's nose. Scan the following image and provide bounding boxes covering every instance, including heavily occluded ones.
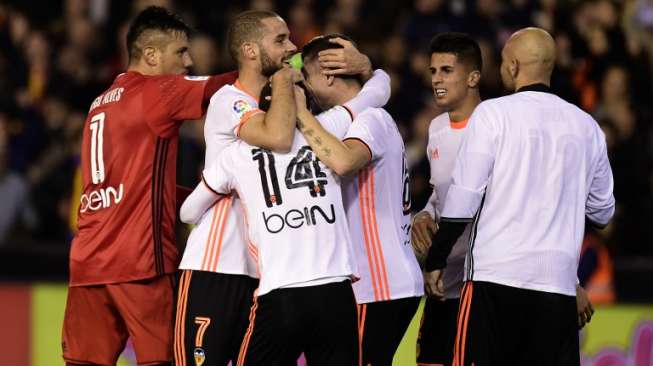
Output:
[287,40,298,54]
[183,53,193,68]
[431,72,443,85]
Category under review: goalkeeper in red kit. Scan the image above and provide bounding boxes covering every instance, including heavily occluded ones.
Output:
[62,7,238,366]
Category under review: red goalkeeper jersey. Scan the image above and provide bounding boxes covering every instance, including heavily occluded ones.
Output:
[70,70,237,286]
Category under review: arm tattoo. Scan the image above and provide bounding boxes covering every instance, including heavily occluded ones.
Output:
[296,118,305,130]
[322,147,332,157]
[304,129,315,137]
[314,136,323,145]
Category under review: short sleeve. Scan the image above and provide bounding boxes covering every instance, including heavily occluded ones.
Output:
[316,106,353,139]
[202,146,237,195]
[209,89,264,140]
[441,102,497,220]
[343,110,387,160]
[143,75,211,137]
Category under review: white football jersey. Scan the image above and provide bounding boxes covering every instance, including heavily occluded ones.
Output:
[423,112,472,300]
[442,89,615,296]
[202,109,357,296]
[342,108,424,304]
[179,81,262,276]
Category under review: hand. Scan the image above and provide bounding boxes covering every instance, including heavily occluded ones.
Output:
[411,212,437,258]
[318,37,372,79]
[424,269,444,299]
[271,66,302,85]
[576,284,595,329]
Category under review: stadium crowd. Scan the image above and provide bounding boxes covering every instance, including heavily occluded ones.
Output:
[0,0,651,260]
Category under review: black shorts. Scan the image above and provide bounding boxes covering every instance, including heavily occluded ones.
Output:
[174,270,258,366]
[358,296,421,366]
[417,297,460,366]
[454,281,579,366]
[237,280,358,366]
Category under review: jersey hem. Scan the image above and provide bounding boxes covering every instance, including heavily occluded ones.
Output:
[469,275,576,297]
[355,290,425,304]
[176,266,259,279]
[68,270,175,287]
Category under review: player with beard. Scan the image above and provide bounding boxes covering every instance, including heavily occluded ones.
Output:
[175,10,388,366]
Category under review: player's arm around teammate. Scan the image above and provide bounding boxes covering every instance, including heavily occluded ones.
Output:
[295,85,372,176]
[238,66,299,153]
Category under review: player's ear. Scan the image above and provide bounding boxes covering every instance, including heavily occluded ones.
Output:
[510,58,519,79]
[326,74,335,86]
[242,42,258,61]
[143,46,159,67]
[468,70,481,88]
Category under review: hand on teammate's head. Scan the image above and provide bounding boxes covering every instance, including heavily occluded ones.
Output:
[317,37,372,78]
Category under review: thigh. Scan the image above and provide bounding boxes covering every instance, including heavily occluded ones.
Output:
[107,274,175,366]
[522,291,579,366]
[174,270,258,366]
[237,290,302,366]
[62,285,128,366]
[304,281,359,366]
[454,282,514,366]
[417,297,460,366]
[359,296,421,366]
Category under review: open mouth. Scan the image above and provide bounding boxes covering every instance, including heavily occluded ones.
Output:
[435,88,447,97]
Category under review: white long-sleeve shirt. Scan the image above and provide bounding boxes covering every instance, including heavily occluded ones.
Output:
[441,86,615,296]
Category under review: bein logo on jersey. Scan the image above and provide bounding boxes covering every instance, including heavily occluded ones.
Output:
[262,204,336,234]
[79,184,124,213]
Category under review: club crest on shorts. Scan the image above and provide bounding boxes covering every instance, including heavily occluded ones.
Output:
[194,347,206,366]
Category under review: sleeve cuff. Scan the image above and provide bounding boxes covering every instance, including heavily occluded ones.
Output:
[235,109,264,137]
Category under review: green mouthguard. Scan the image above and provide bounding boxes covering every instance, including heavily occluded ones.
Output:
[289,53,303,69]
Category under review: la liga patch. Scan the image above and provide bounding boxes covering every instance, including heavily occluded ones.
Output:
[233,99,253,117]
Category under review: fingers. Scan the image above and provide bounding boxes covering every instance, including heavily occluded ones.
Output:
[578,313,585,329]
[578,305,595,329]
[585,304,594,324]
[425,279,439,298]
[328,37,353,48]
[412,222,429,249]
[423,270,444,300]
[293,85,305,96]
[317,50,344,62]
[319,60,348,69]
[411,232,426,258]
[426,218,438,235]
[435,277,445,298]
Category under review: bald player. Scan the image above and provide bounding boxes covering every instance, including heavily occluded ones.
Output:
[423,28,615,365]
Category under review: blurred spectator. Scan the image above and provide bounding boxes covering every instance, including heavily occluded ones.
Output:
[0,113,36,245]
[578,228,616,304]
[595,65,653,255]
[288,0,321,47]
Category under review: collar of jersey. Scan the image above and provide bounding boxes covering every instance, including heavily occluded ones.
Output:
[516,83,552,93]
[234,80,260,103]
